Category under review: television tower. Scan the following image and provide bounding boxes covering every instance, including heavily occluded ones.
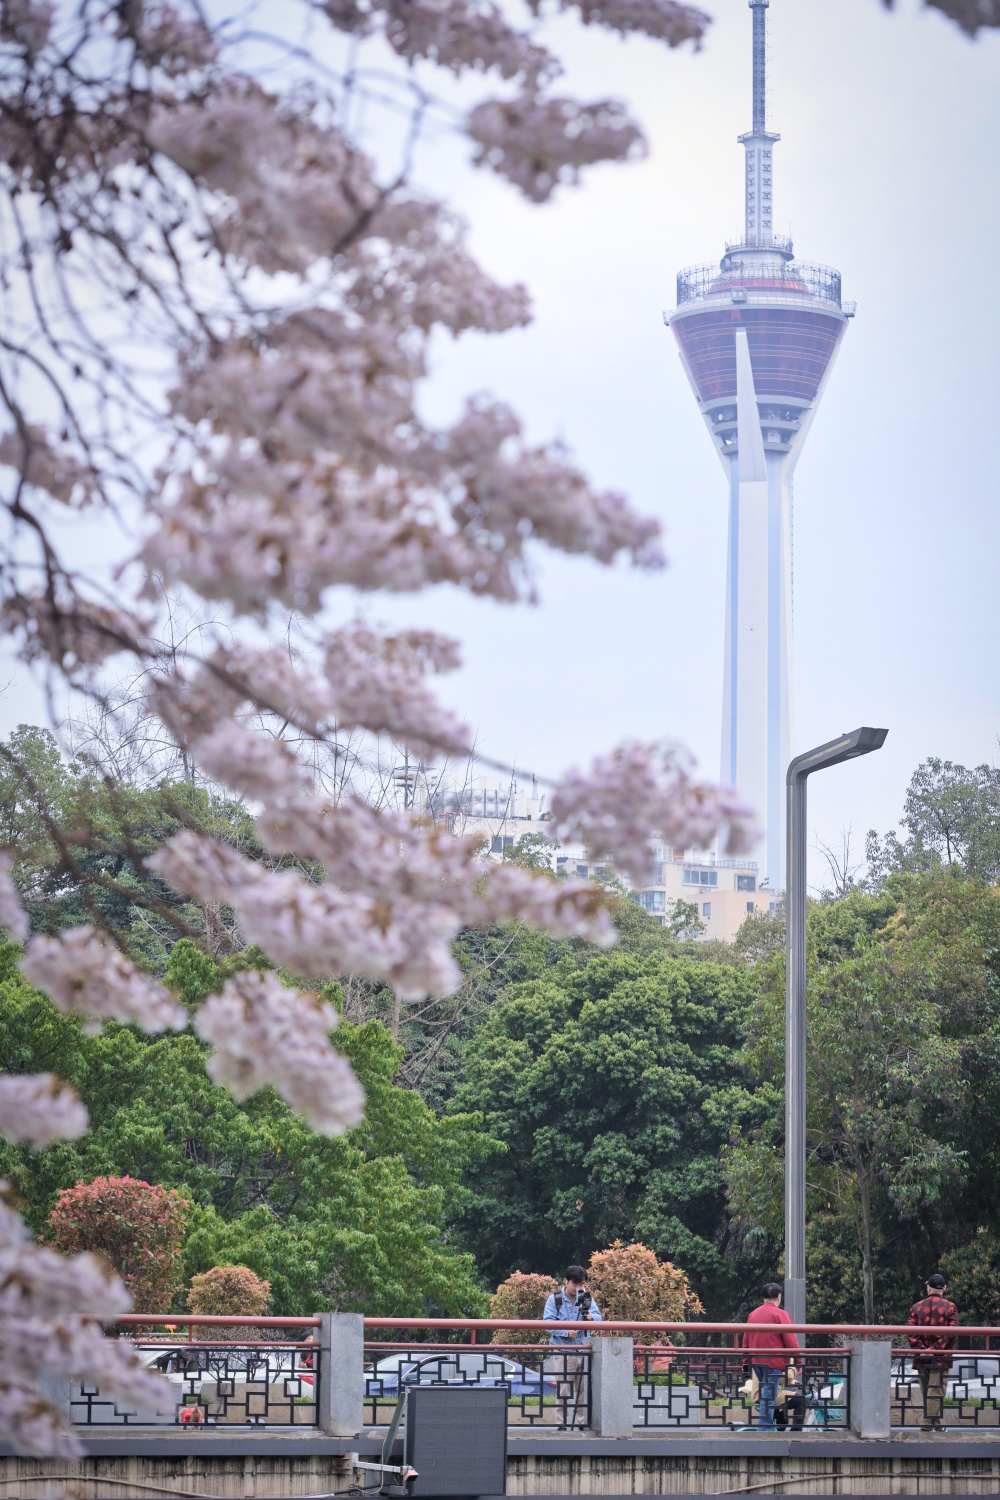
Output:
[664,0,853,892]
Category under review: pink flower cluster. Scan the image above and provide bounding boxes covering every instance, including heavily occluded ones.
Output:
[0,853,28,942]
[551,742,760,882]
[467,92,644,202]
[195,972,365,1135]
[0,1193,173,1457]
[20,928,187,1033]
[0,1074,89,1147]
[0,425,97,507]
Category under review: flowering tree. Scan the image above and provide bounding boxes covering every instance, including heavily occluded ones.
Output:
[46,1175,190,1312]
[0,0,773,1457]
[489,1270,558,1344]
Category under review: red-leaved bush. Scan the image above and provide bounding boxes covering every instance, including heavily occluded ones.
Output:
[46,1176,189,1313]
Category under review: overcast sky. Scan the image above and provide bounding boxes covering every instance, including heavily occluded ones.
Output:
[2,0,997,892]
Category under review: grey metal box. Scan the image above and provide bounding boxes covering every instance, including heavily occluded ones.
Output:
[403,1384,508,1496]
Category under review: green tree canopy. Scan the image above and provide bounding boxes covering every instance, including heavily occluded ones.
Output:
[0,942,491,1316]
[451,951,763,1311]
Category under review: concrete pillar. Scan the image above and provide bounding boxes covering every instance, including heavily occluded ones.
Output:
[845,1337,891,1439]
[590,1336,634,1437]
[316,1312,365,1437]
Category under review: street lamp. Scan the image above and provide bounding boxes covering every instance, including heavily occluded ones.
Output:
[784,727,888,1328]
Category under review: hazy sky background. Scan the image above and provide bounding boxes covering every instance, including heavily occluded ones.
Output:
[1,0,997,893]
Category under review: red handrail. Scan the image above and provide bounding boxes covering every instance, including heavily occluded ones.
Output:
[361,1318,1000,1338]
[113,1315,322,1327]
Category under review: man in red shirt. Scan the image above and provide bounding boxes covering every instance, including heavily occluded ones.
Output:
[907,1273,958,1431]
[742,1283,800,1431]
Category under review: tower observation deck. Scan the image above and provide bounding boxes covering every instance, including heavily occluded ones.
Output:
[664,0,853,892]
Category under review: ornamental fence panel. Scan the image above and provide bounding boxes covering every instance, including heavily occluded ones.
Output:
[363,1344,590,1430]
[631,1346,849,1430]
[70,1337,319,1428]
[892,1351,1000,1429]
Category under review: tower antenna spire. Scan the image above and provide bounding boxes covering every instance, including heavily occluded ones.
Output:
[751,0,767,133]
[740,0,777,249]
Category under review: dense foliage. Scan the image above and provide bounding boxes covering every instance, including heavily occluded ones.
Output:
[0,943,490,1317]
[726,870,1000,1323]
[451,950,764,1310]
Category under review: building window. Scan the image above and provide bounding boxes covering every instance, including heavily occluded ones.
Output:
[746,901,755,913]
[556,857,568,869]
[652,863,664,885]
[576,864,589,878]
[683,868,718,887]
[770,901,780,913]
[737,875,756,892]
[491,835,514,852]
[702,902,711,918]
[639,891,665,912]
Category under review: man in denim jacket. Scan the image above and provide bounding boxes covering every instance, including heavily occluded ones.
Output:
[542,1266,602,1426]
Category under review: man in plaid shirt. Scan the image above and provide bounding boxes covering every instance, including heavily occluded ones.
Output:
[907,1273,958,1430]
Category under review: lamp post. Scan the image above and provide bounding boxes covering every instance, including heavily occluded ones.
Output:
[784,727,888,1328]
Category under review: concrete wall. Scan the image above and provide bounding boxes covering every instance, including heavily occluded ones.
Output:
[4,1447,1000,1497]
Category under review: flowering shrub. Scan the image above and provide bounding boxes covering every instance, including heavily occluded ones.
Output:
[187,1264,271,1340]
[489,1271,558,1345]
[46,1177,190,1313]
[587,1241,704,1344]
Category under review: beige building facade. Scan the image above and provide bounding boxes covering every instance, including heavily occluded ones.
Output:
[438,778,777,946]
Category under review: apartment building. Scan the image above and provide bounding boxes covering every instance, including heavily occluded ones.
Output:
[432,776,775,945]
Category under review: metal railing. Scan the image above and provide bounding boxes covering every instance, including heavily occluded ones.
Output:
[72,1338,319,1427]
[632,1346,848,1429]
[74,1316,321,1428]
[364,1344,590,1430]
[892,1350,1000,1429]
[676,259,842,308]
[67,1315,1000,1434]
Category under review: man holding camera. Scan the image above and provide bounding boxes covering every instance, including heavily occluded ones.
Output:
[543,1266,603,1425]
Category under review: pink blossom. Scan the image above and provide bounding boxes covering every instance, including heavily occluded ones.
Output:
[0,1189,174,1457]
[0,1074,89,1146]
[0,852,28,942]
[195,972,365,1134]
[447,399,664,567]
[20,928,187,1033]
[201,646,334,735]
[149,831,465,998]
[557,0,708,46]
[144,455,508,613]
[0,0,53,53]
[474,865,616,945]
[0,425,97,507]
[378,0,553,81]
[147,82,385,275]
[466,92,645,202]
[551,742,760,882]
[322,624,471,756]
[0,1382,83,1460]
[2,592,147,671]
[190,720,313,805]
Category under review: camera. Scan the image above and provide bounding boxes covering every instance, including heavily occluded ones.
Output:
[576,1291,592,1314]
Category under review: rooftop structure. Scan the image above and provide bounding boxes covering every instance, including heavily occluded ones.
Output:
[664,0,853,891]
